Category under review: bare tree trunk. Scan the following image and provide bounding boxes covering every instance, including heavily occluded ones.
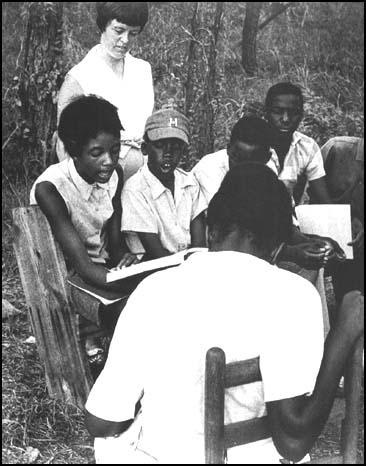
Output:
[241,2,263,76]
[201,1,225,156]
[18,2,64,172]
[185,2,200,118]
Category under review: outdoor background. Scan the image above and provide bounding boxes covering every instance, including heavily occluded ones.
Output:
[2,2,364,463]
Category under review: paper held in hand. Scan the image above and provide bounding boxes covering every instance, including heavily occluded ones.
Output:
[295,204,353,259]
[106,247,208,283]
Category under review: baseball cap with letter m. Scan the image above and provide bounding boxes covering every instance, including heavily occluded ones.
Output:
[144,105,190,145]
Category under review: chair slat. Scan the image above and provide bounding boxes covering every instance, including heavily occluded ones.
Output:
[225,356,261,388]
[224,416,270,449]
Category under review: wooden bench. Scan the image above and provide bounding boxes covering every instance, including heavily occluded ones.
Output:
[12,205,122,408]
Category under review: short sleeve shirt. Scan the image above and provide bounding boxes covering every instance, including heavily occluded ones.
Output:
[121,165,207,254]
[86,251,324,463]
[193,149,279,204]
[272,131,325,198]
[29,159,118,264]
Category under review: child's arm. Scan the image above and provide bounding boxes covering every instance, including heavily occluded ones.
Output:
[137,232,171,259]
[266,291,364,462]
[190,211,207,247]
[308,176,332,204]
[35,181,128,290]
[106,165,139,267]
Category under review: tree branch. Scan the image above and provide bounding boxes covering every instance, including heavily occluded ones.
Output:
[258,2,295,31]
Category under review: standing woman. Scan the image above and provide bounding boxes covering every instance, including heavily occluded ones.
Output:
[56,2,154,180]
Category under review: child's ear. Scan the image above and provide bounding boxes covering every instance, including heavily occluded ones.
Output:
[141,141,148,155]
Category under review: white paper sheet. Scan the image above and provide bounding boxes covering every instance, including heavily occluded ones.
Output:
[295,204,353,259]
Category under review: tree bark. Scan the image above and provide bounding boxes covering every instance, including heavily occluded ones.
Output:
[18,2,64,171]
[241,2,263,76]
[258,2,294,31]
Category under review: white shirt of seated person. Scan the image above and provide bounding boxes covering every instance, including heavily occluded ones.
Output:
[86,251,323,464]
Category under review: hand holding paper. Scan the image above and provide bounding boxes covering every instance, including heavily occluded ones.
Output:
[295,205,353,259]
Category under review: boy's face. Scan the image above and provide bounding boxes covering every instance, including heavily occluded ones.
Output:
[266,94,303,137]
[145,138,186,182]
[103,20,140,59]
[74,131,120,184]
[227,141,271,170]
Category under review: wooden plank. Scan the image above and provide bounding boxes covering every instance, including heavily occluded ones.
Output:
[12,206,93,407]
[205,347,226,464]
[225,357,261,388]
[342,335,364,463]
[224,416,270,448]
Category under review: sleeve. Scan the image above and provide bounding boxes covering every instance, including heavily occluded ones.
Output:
[306,140,326,181]
[121,188,158,234]
[259,274,324,402]
[190,179,208,221]
[85,280,151,422]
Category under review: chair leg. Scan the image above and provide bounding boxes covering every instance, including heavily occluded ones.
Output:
[341,335,364,464]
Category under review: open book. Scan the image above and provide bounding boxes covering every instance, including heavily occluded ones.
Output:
[106,247,208,282]
[295,204,353,259]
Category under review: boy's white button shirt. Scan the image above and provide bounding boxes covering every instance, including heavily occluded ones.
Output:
[193,148,279,204]
[121,164,207,254]
[86,251,324,464]
[273,130,325,199]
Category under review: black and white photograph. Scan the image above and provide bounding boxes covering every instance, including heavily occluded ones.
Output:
[2,2,364,464]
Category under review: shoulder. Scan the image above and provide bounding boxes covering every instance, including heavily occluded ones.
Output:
[30,161,70,204]
[193,149,227,174]
[126,52,152,73]
[295,131,319,149]
[176,168,200,188]
[275,265,321,306]
[122,168,146,193]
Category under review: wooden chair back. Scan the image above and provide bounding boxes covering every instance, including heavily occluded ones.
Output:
[204,343,364,464]
[12,206,93,407]
[205,347,270,463]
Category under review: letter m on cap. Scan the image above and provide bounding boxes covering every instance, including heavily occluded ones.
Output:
[169,117,178,127]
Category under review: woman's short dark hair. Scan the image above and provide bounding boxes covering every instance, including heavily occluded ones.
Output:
[207,163,293,252]
[265,82,304,109]
[229,116,272,149]
[58,95,122,158]
[96,2,149,32]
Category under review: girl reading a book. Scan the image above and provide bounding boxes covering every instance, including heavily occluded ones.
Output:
[30,95,140,364]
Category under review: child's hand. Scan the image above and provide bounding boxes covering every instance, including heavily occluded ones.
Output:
[348,217,364,249]
[289,241,332,269]
[336,291,364,342]
[113,253,140,270]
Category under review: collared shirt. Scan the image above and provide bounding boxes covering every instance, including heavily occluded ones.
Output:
[86,251,323,463]
[192,149,279,204]
[29,158,118,264]
[121,164,207,254]
[272,131,325,199]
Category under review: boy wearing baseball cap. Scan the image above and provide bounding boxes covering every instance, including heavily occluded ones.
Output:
[121,106,207,258]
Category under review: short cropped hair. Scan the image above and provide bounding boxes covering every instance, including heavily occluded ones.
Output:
[58,95,122,158]
[265,82,304,109]
[207,163,293,252]
[96,2,149,32]
[229,116,272,148]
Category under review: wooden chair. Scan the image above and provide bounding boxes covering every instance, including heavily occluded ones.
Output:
[12,206,127,408]
[205,342,363,464]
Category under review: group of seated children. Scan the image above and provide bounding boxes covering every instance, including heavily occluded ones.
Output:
[29,81,364,463]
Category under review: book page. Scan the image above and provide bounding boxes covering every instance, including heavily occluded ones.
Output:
[106,247,208,283]
[295,204,353,259]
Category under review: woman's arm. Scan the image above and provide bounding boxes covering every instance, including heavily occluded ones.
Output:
[57,74,83,124]
[266,291,364,462]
